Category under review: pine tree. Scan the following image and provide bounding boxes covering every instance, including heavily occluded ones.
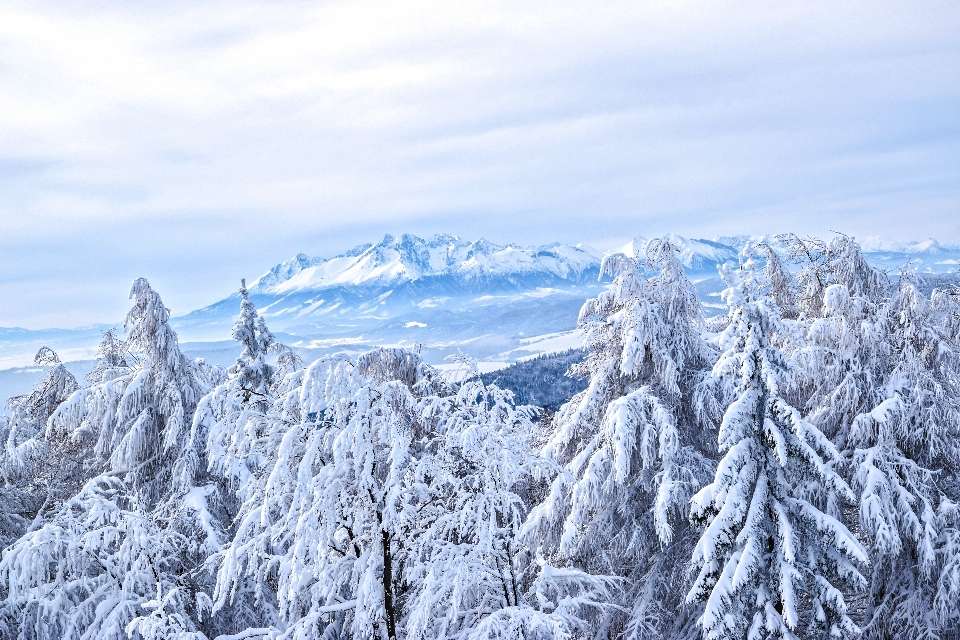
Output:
[686,256,867,640]
[0,279,218,640]
[847,269,960,639]
[525,239,718,638]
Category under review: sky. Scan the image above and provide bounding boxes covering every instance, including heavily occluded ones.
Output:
[1,0,959,328]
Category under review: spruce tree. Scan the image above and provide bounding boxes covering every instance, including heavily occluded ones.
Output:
[687,256,867,640]
[526,239,718,638]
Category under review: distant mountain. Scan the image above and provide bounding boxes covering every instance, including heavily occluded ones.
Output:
[173,234,607,348]
[249,233,601,294]
[2,232,958,379]
[856,237,960,273]
[859,237,953,255]
[167,231,960,357]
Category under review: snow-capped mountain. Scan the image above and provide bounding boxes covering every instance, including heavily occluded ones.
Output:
[250,233,601,294]
[856,237,960,272]
[174,234,607,346]
[617,233,739,276]
[168,231,960,355]
[2,232,958,383]
[859,237,951,254]
[159,234,610,369]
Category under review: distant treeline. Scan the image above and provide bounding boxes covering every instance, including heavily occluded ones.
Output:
[480,348,587,413]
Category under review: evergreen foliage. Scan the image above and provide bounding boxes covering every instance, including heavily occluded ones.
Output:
[2,235,960,639]
[479,349,587,413]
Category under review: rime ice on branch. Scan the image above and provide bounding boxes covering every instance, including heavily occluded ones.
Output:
[686,253,867,640]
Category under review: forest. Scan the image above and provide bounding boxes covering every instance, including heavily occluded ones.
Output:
[1,235,959,640]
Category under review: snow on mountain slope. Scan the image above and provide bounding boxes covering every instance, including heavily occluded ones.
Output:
[859,237,957,255]
[2,232,958,375]
[161,233,610,366]
[253,233,602,294]
[616,234,739,276]
[856,237,960,273]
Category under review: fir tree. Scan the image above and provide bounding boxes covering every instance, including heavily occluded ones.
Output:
[526,239,718,638]
[687,256,867,640]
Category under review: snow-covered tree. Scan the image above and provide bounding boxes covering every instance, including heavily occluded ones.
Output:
[686,256,868,640]
[198,280,279,485]
[793,238,890,449]
[0,279,218,640]
[186,281,290,637]
[208,346,612,640]
[786,237,960,639]
[760,244,799,320]
[845,269,960,639]
[0,347,80,547]
[779,234,830,320]
[779,234,888,323]
[404,375,615,640]
[525,239,718,639]
[85,328,130,386]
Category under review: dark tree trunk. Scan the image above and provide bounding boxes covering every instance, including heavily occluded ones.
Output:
[382,527,397,640]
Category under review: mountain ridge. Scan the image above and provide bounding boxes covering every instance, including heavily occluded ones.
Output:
[2,232,959,376]
[249,233,603,295]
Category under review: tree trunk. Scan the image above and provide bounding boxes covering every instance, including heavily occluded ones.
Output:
[382,527,397,640]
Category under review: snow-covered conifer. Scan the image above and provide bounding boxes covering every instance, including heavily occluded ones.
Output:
[686,256,867,640]
[405,375,614,639]
[209,347,611,640]
[846,269,960,639]
[185,282,290,636]
[526,239,718,638]
[779,234,830,319]
[0,279,217,640]
[761,244,799,320]
[794,238,889,448]
[0,347,80,547]
[86,328,130,385]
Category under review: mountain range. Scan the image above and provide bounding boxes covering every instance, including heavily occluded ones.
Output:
[1,232,959,404]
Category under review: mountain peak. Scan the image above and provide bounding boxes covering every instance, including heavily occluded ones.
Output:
[250,252,325,291]
[251,233,603,295]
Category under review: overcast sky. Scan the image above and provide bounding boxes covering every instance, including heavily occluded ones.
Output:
[1,0,959,328]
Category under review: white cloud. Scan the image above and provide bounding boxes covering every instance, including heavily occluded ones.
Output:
[0,0,959,327]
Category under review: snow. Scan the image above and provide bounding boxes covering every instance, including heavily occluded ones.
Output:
[434,360,510,382]
[512,330,582,358]
[257,233,604,295]
[3,236,960,640]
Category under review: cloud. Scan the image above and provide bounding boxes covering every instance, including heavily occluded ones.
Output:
[0,0,959,327]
